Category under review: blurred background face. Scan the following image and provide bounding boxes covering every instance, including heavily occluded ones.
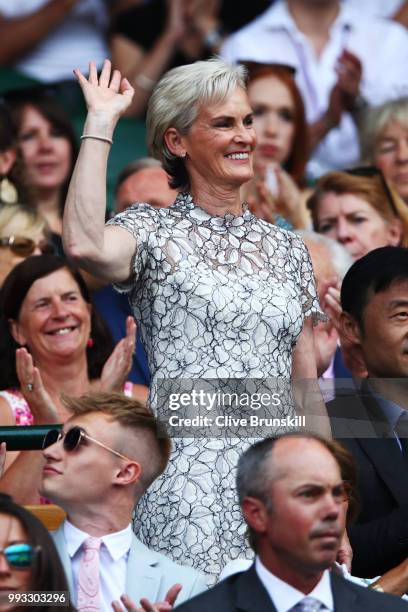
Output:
[18,105,71,193]
[0,513,32,608]
[249,75,296,174]
[315,192,401,259]
[116,167,178,213]
[375,121,408,203]
[0,211,50,287]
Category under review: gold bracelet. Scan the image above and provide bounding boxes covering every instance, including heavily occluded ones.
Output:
[370,583,384,592]
[80,134,113,145]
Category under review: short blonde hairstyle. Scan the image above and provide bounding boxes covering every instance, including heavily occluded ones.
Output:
[0,203,48,239]
[146,57,247,190]
[63,392,171,492]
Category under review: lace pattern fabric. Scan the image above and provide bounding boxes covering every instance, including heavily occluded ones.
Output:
[107,192,324,581]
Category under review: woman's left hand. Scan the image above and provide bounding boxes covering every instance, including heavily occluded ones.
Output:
[274,166,308,228]
[100,317,136,393]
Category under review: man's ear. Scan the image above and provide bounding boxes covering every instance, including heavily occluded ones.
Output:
[9,319,27,346]
[241,496,269,536]
[164,127,187,158]
[115,461,142,487]
[340,312,362,345]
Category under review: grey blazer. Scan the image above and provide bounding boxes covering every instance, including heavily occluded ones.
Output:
[52,523,207,608]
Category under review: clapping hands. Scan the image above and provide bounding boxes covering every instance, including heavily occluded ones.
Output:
[16,348,59,425]
[112,584,182,612]
[100,317,136,393]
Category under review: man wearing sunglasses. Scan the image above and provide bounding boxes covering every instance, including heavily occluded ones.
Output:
[40,391,206,611]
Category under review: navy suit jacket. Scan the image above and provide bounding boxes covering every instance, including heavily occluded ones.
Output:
[328,388,408,577]
[174,565,407,611]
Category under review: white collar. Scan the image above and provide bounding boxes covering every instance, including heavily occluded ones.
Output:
[64,519,132,562]
[255,556,334,612]
[261,1,354,35]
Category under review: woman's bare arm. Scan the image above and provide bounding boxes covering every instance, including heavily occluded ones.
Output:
[63,60,137,283]
[0,0,82,65]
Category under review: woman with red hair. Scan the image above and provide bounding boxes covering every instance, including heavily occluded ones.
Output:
[242,62,311,229]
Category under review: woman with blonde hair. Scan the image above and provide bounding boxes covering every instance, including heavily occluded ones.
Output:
[0,203,53,285]
[62,57,327,581]
[360,97,408,207]
[307,168,408,260]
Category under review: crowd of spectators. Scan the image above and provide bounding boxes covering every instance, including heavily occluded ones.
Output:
[1,0,408,609]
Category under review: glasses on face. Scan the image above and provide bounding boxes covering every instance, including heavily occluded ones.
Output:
[0,543,39,569]
[345,165,399,217]
[42,426,132,461]
[0,236,55,257]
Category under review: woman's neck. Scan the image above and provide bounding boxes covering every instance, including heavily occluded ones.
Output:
[189,176,244,216]
[35,189,62,234]
[287,0,340,57]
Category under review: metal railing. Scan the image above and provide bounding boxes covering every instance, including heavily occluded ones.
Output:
[0,425,62,451]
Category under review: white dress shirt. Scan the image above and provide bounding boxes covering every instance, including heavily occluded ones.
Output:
[221,1,408,177]
[64,520,132,612]
[255,557,334,612]
[344,0,405,19]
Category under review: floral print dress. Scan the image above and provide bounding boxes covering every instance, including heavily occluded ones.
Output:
[107,192,323,581]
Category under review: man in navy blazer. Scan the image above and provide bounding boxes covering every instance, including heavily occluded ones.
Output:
[327,247,408,578]
[175,433,406,611]
[40,391,206,610]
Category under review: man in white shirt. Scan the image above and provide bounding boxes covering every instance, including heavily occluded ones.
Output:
[40,391,206,611]
[0,0,109,84]
[174,432,406,611]
[221,0,408,177]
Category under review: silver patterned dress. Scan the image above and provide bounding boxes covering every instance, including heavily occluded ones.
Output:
[107,192,324,581]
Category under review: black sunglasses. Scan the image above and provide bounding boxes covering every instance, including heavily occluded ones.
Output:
[0,543,40,569]
[0,236,55,257]
[345,166,399,217]
[43,426,131,461]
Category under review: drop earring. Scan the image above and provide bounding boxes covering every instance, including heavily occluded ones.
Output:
[0,176,18,204]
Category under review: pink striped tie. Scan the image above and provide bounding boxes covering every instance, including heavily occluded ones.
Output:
[77,537,102,611]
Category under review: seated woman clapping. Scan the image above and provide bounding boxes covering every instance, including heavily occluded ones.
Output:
[0,254,141,504]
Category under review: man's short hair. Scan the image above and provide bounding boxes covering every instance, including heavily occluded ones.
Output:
[341,246,408,329]
[114,157,162,197]
[237,432,354,550]
[62,392,171,492]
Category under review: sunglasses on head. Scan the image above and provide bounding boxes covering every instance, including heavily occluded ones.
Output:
[345,165,399,217]
[42,426,132,461]
[0,236,55,257]
[0,543,39,569]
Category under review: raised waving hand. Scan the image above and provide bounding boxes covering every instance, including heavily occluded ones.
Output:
[74,59,134,120]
